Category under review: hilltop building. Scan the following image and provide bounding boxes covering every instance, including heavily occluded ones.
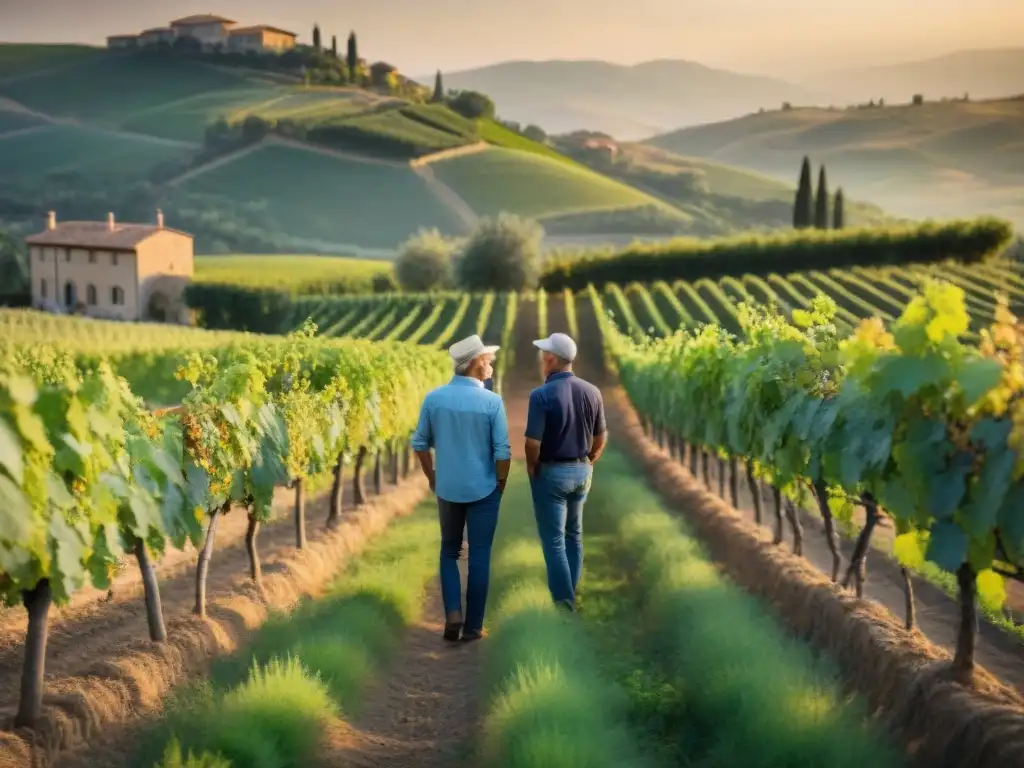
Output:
[107,14,296,54]
[26,211,194,324]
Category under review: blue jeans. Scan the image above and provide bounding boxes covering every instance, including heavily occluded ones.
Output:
[530,462,592,608]
[437,487,501,632]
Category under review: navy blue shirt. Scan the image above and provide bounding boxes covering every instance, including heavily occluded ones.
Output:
[525,372,606,462]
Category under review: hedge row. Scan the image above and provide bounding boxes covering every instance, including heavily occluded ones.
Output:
[539,217,1015,290]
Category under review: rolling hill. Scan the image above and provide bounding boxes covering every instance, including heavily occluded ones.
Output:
[646,96,1024,226]
[0,44,897,253]
[429,59,819,140]
[809,47,1024,106]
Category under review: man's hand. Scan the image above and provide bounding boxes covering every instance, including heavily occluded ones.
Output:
[497,477,507,494]
[428,472,436,493]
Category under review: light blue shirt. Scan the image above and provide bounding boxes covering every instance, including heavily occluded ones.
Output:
[411,376,511,503]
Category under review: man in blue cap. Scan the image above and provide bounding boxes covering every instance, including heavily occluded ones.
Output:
[524,332,607,611]
[411,334,511,642]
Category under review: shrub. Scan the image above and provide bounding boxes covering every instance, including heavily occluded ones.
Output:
[539,217,1015,291]
[395,228,457,291]
[456,214,543,292]
[371,271,399,293]
[447,90,496,120]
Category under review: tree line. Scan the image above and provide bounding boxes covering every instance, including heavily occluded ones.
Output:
[793,156,845,230]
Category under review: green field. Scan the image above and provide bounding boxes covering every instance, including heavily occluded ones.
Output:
[179,143,466,250]
[0,54,256,123]
[431,146,672,219]
[194,254,393,293]
[0,123,193,179]
[0,44,103,78]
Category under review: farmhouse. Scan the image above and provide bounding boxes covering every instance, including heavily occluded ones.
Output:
[228,25,298,54]
[109,13,297,54]
[106,34,139,50]
[169,14,236,48]
[26,211,194,324]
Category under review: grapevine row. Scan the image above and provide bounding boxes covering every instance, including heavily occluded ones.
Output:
[0,327,449,729]
[595,279,1024,684]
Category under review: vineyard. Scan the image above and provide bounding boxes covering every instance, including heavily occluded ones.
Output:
[6,257,1024,766]
[602,260,1024,341]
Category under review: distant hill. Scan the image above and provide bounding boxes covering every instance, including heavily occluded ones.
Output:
[426,59,819,140]
[646,97,1024,226]
[0,45,884,253]
[809,48,1024,105]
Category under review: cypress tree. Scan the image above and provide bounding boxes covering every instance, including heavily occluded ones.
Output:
[432,70,444,102]
[793,156,813,229]
[312,24,321,50]
[833,188,846,229]
[347,32,359,80]
[814,164,829,229]
[331,35,338,57]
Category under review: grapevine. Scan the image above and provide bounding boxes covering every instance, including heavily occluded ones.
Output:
[603,279,1024,684]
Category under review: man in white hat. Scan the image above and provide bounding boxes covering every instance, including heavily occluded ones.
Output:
[524,332,607,611]
[411,334,511,642]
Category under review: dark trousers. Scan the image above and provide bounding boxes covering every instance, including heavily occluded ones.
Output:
[438,487,501,632]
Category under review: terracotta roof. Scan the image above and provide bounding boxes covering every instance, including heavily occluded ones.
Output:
[170,14,236,26]
[26,222,192,250]
[140,27,173,35]
[107,33,139,40]
[370,61,397,72]
[229,25,297,37]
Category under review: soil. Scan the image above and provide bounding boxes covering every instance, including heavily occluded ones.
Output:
[0,470,426,768]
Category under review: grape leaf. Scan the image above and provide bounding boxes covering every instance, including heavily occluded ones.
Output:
[0,418,24,485]
[925,521,968,571]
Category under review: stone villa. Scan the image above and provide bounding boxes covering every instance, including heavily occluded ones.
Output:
[107,14,297,54]
[27,211,194,324]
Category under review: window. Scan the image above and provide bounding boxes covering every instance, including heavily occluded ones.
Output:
[112,253,119,266]
[63,281,77,307]
[111,285,125,306]
[40,279,47,298]
[38,250,44,262]
[63,249,70,262]
[86,284,97,306]
[88,251,96,264]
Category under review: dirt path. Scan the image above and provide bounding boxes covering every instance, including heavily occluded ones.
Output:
[320,582,482,768]
[316,300,539,766]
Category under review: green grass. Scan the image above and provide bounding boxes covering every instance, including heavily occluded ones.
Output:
[178,143,466,250]
[118,85,284,142]
[479,462,652,767]
[140,503,440,767]
[0,54,254,122]
[0,123,193,179]
[0,43,103,78]
[478,120,584,167]
[194,254,393,293]
[334,109,470,152]
[582,450,902,767]
[432,146,671,219]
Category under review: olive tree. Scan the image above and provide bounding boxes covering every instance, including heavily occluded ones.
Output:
[395,228,457,291]
[455,214,543,291]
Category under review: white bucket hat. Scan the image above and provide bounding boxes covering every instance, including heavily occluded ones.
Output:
[449,334,500,368]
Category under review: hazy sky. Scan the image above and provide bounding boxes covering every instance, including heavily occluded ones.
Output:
[1,0,1022,76]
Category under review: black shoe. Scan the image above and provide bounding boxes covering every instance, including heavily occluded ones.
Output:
[444,622,463,642]
[460,628,485,642]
